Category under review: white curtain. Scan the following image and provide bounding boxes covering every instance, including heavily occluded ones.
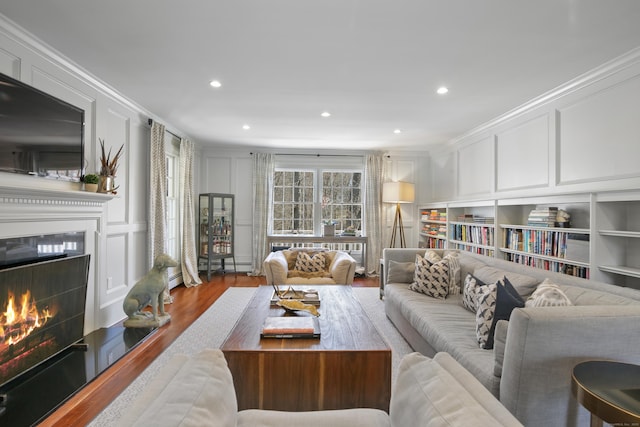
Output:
[179,138,202,287]
[249,152,275,275]
[364,153,387,275]
[149,121,172,303]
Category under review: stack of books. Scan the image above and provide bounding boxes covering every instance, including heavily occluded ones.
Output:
[261,316,321,339]
[527,207,558,227]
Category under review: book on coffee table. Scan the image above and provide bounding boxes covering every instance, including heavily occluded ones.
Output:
[261,316,321,339]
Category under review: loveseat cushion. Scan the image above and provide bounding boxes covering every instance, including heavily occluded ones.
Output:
[116,349,237,427]
[390,352,523,427]
[238,408,390,427]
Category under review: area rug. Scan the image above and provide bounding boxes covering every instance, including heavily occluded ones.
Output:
[89,287,412,426]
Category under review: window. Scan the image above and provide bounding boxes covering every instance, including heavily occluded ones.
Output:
[272,170,314,234]
[271,168,362,235]
[322,171,362,233]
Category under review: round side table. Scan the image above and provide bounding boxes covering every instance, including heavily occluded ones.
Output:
[572,360,640,427]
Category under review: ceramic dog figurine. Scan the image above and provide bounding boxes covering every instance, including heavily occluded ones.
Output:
[123,253,178,327]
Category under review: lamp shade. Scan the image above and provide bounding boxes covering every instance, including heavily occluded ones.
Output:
[382,181,415,204]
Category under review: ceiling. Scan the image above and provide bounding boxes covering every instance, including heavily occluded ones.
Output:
[2,1,640,152]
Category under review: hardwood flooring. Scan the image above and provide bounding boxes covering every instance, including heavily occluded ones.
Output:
[40,274,379,427]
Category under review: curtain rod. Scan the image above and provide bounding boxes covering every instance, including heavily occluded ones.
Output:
[148,118,180,139]
[250,152,366,158]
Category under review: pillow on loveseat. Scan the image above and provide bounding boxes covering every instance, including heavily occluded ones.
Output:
[462,273,487,313]
[425,250,461,295]
[387,260,415,283]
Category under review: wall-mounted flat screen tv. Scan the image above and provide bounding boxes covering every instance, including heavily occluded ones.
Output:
[0,72,85,182]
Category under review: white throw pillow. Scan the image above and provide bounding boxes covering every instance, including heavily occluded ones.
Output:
[409,254,449,300]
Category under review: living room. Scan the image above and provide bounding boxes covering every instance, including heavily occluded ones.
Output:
[1,2,640,426]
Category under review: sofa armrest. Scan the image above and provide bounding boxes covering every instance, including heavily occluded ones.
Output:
[263,251,289,285]
[500,305,640,427]
[329,251,357,285]
[391,352,522,427]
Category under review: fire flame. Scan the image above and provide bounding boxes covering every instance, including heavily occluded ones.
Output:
[0,291,53,348]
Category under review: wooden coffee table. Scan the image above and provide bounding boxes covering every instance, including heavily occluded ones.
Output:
[221,285,391,412]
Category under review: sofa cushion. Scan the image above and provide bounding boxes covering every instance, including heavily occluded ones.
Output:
[387,260,414,284]
[238,409,390,427]
[473,265,540,298]
[384,283,500,395]
[558,284,640,306]
[476,278,524,349]
[116,349,237,427]
[409,254,449,299]
[390,352,523,427]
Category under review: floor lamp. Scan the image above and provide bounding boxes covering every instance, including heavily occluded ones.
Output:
[383,181,415,248]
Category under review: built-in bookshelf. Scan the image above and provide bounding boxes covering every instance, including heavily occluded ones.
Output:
[497,197,591,279]
[447,203,495,257]
[419,208,447,249]
[593,192,640,289]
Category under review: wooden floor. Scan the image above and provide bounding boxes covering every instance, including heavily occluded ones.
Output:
[40,273,379,427]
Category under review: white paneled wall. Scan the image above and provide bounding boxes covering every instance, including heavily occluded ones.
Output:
[430,49,640,202]
[0,16,152,330]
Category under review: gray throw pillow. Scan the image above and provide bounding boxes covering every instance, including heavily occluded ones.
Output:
[387,260,415,284]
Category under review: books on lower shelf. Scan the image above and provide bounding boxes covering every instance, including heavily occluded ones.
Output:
[261,316,321,339]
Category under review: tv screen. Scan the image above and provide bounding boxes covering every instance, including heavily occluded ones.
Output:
[0,72,85,182]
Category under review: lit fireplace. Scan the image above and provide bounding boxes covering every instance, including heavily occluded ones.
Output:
[0,254,89,389]
[1,290,54,348]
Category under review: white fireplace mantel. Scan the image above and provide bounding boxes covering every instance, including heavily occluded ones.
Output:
[0,173,116,333]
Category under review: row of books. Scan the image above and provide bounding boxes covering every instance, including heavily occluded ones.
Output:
[455,214,494,224]
[527,207,558,227]
[503,228,571,258]
[420,237,446,249]
[504,253,589,278]
[451,243,494,257]
[450,224,495,246]
[422,223,447,238]
[421,209,447,222]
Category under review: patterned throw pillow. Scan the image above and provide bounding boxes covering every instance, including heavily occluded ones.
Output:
[476,277,525,349]
[424,250,461,295]
[294,252,326,273]
[409,254,449,299]
[462,273,486,312]
[525,279,573,307]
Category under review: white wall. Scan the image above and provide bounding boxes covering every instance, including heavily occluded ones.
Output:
[0,15,155,330]
[428,48,640,202]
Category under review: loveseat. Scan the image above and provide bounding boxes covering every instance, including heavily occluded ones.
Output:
[263,249,357,285]
[116,348,523,426]
[382,248,640,427]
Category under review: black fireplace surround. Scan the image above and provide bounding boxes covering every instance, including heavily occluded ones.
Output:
[0,234,153,426]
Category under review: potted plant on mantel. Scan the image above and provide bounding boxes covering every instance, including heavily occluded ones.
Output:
[82,173,99,192]
[98,138,124,194]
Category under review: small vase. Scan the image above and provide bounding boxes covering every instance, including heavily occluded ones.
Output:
[98,175,116,193]
[84,183,98,192]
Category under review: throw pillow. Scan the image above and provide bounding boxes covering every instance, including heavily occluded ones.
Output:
[425,250,461,295]
[409,254,449,300]
[444,253,461,295]
[525,279,573,307]
[387,260,415,284]
[294,252,326,273]
[462,273,486,313]
[476,277,525,349]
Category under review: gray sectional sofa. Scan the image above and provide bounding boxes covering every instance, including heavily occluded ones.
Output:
[382,248,640,427]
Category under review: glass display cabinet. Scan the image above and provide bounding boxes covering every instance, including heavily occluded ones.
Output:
[198,193,236,280]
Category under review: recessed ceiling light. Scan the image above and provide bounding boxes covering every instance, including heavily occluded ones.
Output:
[393,129,402,134]
[437,86,449,95]
[209,80,222,88]
[321,111,331,118]
[242,124,251,130]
